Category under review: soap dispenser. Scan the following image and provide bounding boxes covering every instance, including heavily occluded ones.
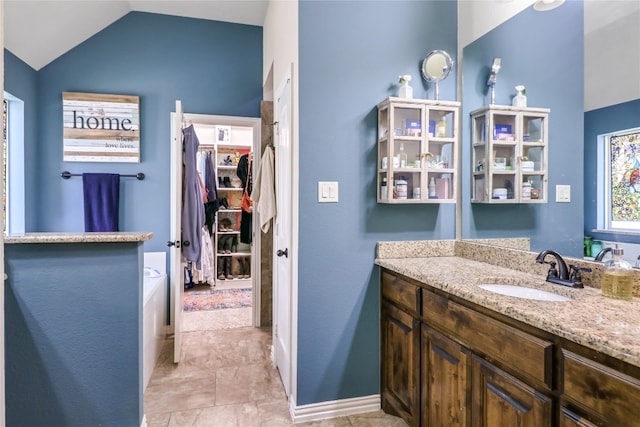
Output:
[601,244,634,300]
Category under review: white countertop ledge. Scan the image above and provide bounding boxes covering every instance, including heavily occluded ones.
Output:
[4,232,154,244]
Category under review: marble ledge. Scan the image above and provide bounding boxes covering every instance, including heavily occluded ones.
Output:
[4,231,154,244]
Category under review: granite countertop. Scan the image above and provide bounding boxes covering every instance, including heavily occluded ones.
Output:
[376,256,640,368]
[4,232,154,244]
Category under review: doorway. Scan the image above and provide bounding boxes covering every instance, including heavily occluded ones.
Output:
[169,107,262,361]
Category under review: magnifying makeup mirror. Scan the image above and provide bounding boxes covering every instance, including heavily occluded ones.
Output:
[421,50,454,100]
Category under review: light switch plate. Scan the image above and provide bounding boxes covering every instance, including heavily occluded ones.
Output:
[556,185,571,203]
[318,181,339,203]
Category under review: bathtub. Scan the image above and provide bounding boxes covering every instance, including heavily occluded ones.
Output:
[143,253,167,391]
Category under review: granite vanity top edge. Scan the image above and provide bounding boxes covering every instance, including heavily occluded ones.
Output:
[376,256,640,369]
[4,232,154,244]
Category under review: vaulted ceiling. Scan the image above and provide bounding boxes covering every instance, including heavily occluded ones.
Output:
[4,1,269,70]
[4,1,639,111]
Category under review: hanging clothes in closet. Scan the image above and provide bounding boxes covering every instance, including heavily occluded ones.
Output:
[237,152,253,244]
[203,151,218,236]
[190,148,218,285]
[251,145,276,233]
[181,124,205,269]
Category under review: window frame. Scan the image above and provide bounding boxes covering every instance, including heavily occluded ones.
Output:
[598,127,640,233]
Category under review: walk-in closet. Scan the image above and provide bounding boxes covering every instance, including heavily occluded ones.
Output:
[174,113,260,333]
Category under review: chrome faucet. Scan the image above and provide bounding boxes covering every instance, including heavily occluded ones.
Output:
[594,247,612,261]
[535,249,591,288]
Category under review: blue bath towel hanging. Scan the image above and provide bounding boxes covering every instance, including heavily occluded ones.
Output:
[83,173,120,232]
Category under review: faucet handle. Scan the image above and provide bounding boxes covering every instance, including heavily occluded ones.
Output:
[568,264,592,288]
[544,260,558,278]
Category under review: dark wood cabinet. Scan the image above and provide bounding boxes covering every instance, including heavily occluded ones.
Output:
[381,300,420,426]
[421,325,470,427]
[380,268,640,427]
[561,349,640,427]
[471,355,552,427]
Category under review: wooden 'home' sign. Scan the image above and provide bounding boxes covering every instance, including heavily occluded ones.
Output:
[62,92,140,163]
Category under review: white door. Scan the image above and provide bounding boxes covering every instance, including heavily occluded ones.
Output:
[169,101,184,363]
[273,69,293,397]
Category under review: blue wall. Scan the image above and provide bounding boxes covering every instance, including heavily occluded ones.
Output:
[297,0,457,405]
[5,242,143,426]
[461,1,584,257]
[5,11,262,257]
[585,99,640,243]
[3,10,263,418]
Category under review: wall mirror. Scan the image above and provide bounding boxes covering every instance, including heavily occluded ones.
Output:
[421,50,453,100]
[460,0,640,259]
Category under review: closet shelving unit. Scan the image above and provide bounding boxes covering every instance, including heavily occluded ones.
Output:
[213,130,252,284]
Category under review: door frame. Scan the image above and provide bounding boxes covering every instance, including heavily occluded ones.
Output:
[169,110,263,350]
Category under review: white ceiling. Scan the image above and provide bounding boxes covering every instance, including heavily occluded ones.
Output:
[4,1,639,111]
[4,0,269,70]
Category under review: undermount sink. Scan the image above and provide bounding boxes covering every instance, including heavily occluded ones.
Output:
[478,284,572,302]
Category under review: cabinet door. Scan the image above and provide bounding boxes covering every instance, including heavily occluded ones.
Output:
[421,325,471,427]
[471,355,552,427]
[519,112,548,203]
[559,406,601,427]
[562,349,640,426]
[381,301,420,426]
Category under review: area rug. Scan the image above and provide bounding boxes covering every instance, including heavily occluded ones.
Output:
[183,287,252,312]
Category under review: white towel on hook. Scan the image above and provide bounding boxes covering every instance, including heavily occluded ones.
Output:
[251,146,276,233]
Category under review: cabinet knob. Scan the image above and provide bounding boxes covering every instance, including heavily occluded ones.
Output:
[277,248,289,258]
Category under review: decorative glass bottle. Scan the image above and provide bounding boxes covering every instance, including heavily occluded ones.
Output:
[512,85,527,107]
[398,74,413,99]
[399,82,413,99]
[601,245,634,300]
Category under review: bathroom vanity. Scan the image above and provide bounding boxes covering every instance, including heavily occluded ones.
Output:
[378,241,640,427]
[4,232,153,427]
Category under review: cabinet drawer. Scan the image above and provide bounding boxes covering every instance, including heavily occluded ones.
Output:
[562,350,640,425]
[382,271,421,316]
[422,288,553,387]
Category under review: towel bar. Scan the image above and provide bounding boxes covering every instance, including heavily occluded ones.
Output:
[61,171,145,180]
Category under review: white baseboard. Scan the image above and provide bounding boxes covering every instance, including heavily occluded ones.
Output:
[290,394,380,424]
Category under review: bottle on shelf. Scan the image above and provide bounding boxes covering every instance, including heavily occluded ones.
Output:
[428,177,436,198]
[601,244,634,300]
[512,85,527,107]
[394,176,408,199]
[399,143,407,168]
[380,178,388,201]
[522,180,532,199]
[436,116,447,138]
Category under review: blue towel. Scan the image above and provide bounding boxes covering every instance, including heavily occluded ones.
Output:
[83,173,120,232]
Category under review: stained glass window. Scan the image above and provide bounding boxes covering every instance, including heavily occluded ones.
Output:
[608,130,640,230]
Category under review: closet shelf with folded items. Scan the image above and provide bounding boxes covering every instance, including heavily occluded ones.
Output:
[183,120,257,291]
[213,137,252,283]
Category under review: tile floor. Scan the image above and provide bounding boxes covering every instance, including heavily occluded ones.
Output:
[144,288,407,426]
